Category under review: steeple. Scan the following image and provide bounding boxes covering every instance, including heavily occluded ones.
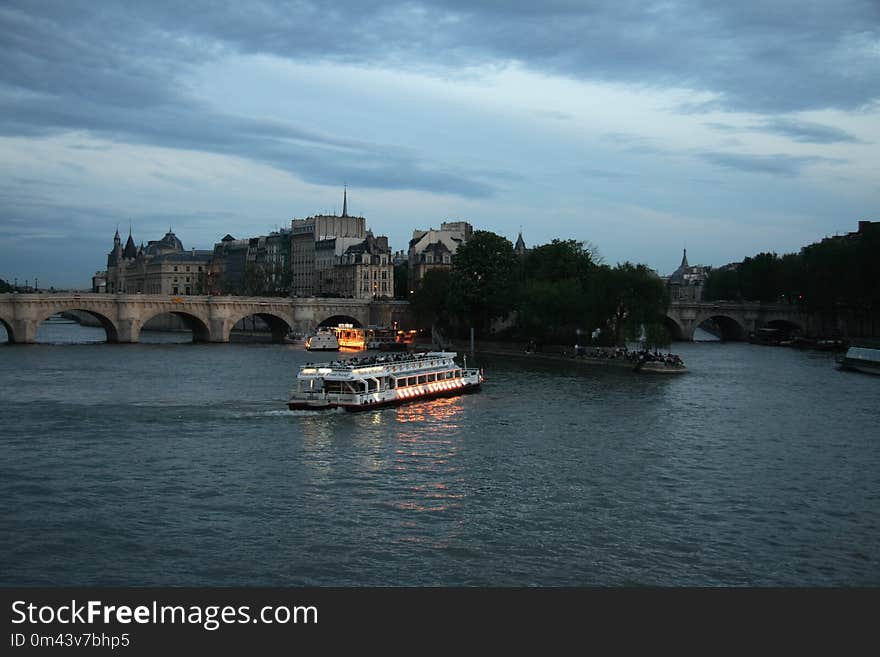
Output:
[514,230,526,255]
[680,248,689,269]
[113,226,121,246]
[342,185,348,217]
[123,227,137,260]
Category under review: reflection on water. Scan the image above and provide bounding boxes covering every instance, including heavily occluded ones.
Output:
[1,330,879,586]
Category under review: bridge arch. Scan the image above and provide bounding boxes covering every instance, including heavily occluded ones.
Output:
[37,308,120,343]
[661,314,685,342]
[0,316,12,343]
[317,314,363,329]
[225,310,294,343]
[136,310,211,343]
[695,314,747,341]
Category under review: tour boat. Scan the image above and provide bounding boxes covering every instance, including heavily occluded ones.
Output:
[333,325,366,350]
[305,328,340,351]
[288,351,483,411]
[840,346,880,375]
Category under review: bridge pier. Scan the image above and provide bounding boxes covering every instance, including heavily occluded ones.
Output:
[208,317,232,343]
[8,318,39,344]
[116,319,138,343]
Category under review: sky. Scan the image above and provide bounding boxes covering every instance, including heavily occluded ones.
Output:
[1,0,878,288]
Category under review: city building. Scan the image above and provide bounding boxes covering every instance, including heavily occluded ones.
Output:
[91,271,107,293]
[408,220,473,287]
[105,228,213,295]
[318,233,394,299]
[210,229,292,295]
[291,189,367,296]
[666,249,709,301]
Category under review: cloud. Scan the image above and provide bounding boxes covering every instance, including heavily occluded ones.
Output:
[705,118,863,143]
[754,118,863,144]
[698,152,844,177]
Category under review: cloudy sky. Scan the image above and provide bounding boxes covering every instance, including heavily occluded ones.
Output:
[1,0,878,288]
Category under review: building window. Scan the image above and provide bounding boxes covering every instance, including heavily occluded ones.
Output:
[186,277,190,282]
[381,271,387,280]
[173,287,179,295]
[186,266,190,272]
[198,266,202,272]
[173,266,178,272]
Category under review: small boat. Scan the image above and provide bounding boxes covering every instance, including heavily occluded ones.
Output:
[288,351,483,411]
[840,346,880,375]
[333,325,366,350]
[305,329,339,351]
[365,327,414,351]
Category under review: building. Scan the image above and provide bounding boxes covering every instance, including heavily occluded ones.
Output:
[210,229,292,295]
[514,231,527,256]
[666,249,709,301]
[408,220,473,286]
[318,233,394,299]
[105,228,213,295]
[844,220,878,240]
[291,189,367,296]
[91,271,107,293]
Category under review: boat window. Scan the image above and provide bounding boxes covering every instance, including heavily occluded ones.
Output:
[417,375,427,385]
[407,376,416,387]
[427,373,436,382]
[389,378,396,389]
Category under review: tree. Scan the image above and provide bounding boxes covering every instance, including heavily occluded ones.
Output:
[393,261,409,299]
[448,231,518,336]
[593,262,669,346]
[516,239,598,342]
[0,278,12,293]
[409,268,454,330]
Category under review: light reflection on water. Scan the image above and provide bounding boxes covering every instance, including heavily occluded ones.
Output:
[1,322,879,585]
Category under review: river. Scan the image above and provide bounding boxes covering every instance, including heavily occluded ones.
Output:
[1,321,878,585]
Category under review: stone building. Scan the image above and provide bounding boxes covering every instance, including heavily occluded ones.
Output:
[210,229,292,295]
[317,233,394,299]
[514,231,527,256]
[408,220,473,287]
[291,189,366,296]
[666,249,709,301]
[105,229,213,295]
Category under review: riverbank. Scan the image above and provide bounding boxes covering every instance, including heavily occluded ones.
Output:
[422,339,688,374]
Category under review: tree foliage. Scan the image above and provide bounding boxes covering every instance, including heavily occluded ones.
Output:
[447,231,518,334]
[702,227,879,315]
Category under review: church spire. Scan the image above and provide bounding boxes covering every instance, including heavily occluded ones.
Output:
[680,248,689,269]
[342,185,348,217]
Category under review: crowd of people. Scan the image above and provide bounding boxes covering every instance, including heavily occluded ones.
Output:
[306,352,436,369]
[573,345,685,367]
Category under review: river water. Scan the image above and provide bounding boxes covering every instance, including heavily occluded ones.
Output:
[1,321,878,586]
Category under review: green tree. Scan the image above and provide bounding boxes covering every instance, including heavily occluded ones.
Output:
[516,239,598,342]
[0,278,12,293]
[593,262,669,346]
[393,261,409,299]
[448,231,518,336]
[409,268,454,330]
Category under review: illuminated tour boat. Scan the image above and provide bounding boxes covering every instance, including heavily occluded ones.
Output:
[332,324,366,350]
[288,351,484,411]
[305,328,340,351]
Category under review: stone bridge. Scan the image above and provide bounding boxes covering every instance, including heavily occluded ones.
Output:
[0,293,411,344]
[665,301,814,341]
